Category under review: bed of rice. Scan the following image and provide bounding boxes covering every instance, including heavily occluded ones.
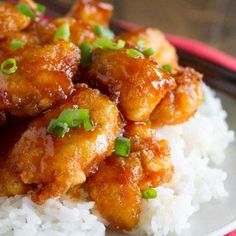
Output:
[0,85,234,236]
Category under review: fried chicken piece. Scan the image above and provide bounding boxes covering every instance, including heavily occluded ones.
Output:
[81,48,176,121]
[150,67,203,127]
[0,2,31,39]
[0,18,57,62]
[53,17,97,45]
[68,0,113,26]
[125,123,173,189]
[88,155,142,230]
[0,85,121,204]
[0,118,30,194]
[24,18,57,45]
[0,41,80,117]
[119,28,178,68]
[88,123,173,230]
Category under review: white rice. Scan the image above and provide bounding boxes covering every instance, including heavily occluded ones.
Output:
[0,85,234,236]
[135,85,234,236]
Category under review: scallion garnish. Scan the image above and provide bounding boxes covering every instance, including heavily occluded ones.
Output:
[0,58,17,75]
[47,119,69,137]
[58,108,90,128]
[9,40,26,50]
[54,23,70,42]
[142,188,157,199]
[47,108,94,137]
[126,49,144,59]
[79,42,93,66]
[115,137,131,157]
[162,64,172,72]
[16,3,35,19]
[83,118,93,131]
[93,38,125,50]
[36,3,46,14]
[143,48,155,56]
[92,24,114,40]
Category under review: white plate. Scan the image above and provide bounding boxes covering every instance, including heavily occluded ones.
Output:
[108,91,236,236]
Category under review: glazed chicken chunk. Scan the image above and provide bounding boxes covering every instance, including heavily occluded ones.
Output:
[150,67,203,127]
[0,85,121,204]
[0,2,31,39]
[82,48,176,121]
[68,0,113,26]
[53,17,98,46]
[0,41,80,117]
[88,123,173,230]
[119,28,178,68]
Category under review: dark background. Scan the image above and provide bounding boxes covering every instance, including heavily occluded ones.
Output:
[42,0,236,56]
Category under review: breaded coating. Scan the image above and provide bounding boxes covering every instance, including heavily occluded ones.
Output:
[150,67,203,127]
[119,28,178,68]
[88,123,173,230]
[88,156,142,230]
[0,2,31,39]
[0,85,121,204]
[53,17,97,45]
[68,0,113,26]
[0,41,80,117]
[82,48,176,121]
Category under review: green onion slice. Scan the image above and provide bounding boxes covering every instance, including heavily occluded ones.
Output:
[162,64,172,72]
[16,3,35,19]
[36,3,46,14]
[143,48,155,56]
[115,137,131,157]
[83,118,93,131]
[47,119,69,137]
[54,23,70,42]
[47,108,94,137]
[79,42,93,66]
[142,188,157,199]
[9,40,26,50]
[92,24,114,40]
[126,49,144,59]
[93,38,125,50]
[0,58,17,75]
[58,108,90,128]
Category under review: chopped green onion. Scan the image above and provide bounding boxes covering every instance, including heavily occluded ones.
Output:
[36,3,46,14]
[136,39,145,50]
[47,119,69,137]
[58,108,90,128]
[162,64,172,72]
[54,23,70,42]
[115,137,131,157]
[9,40,26,50]
[16,3,35,19]
[142,188,157,199]
[126,49,144,59]
[47,108,94,137]
[0,58,17,75]
[143,48,155,56]
[93,38,125,50]
[83,118,93,131]
[92,24,114,40]
[79,42,93,66]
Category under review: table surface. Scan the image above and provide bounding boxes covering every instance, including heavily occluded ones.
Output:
[44,0,236,57]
